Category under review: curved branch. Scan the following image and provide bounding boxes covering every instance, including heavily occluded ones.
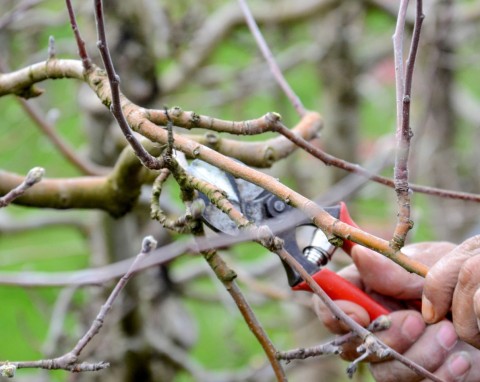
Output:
[3,59,476,198]
[0,59,84,97]
[0,141,162,217]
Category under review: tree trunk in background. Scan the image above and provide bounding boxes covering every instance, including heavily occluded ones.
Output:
[77,3,194,381]
[416,0,480,242]
[316,1,360,184]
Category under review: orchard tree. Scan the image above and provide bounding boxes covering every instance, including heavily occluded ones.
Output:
[1,0,480,381]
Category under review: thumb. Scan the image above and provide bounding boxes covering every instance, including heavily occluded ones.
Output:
[351,245,425,300]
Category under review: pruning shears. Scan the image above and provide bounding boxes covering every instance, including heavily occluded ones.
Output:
[187,160,390,320]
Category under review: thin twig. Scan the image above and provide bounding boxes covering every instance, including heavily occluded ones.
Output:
[237,0,307,117]
[2,59,480,201]
[392,0,409,248]
[274,246,444,382]
[65,0,92,70]
[159,158,287,381]
[93,0,163,170]
[276,341,342,361]
[167,159,436,380]
[0,236,157,374]
[0,167,44,208]
[390,0,424,250]
[0,0,42,31]
[277,316,392,362]
[203,249,287,382]
[70,236,157,356]
[270,120,480,202]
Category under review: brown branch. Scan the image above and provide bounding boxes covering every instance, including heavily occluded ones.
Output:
[1,59,477,200]
[0,236,157,375]
[202,249,287,382]
[270,120,480,202]
[71,236,157,356]
[0,167,44,208]
[0,141,162,216]
[93,0,162,170]
[158,157,287,381]
[277,318,392,361]
[237,0,306,117]
[125,112,430,276]
[390,0,424,250]
[65,0,92,70]
[274,246,443,382]
[169,163,434,380]
[148,109,322,167]
[0,59,468,272]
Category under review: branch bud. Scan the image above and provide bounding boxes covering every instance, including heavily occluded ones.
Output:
[141,236,157,253]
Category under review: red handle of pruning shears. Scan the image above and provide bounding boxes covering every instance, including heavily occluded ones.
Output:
[294,202,391,321]
[293,268,390,320]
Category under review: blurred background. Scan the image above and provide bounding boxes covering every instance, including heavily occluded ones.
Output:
[1,0,480,381]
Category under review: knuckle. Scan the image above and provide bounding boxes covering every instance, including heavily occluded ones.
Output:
[457,235,480,255]
[457,257,480,289]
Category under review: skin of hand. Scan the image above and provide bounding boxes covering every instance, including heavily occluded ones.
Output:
[312,241,480,381]
[422,236,480,348]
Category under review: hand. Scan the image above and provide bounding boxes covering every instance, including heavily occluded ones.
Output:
[422,236,480,348]
[313,242,480,381]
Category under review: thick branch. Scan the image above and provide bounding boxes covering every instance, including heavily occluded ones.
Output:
[0,167,44,208]
[0,141,162,217]
[1,58,479,202]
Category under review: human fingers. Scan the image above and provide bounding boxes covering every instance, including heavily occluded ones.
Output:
[370,320,458,382]
[335,310,426,362]
[419,341,479,382]
[312,296,370,334]
[451,256,480,347]
[422,236,480,329]
[352,242,455,300]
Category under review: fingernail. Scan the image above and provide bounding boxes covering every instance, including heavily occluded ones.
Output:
[422,296,435,323]
[448,352,471,379]
[436,323,458,351]
[401,314,424,342]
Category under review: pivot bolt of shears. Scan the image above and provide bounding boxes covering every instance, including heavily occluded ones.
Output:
[273,200,286,213]
[303,229,336,266]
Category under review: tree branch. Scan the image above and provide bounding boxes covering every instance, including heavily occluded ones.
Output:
[390,0,424,250]
[237,0,306,117]
[0,236,157,375]
[0,167,44,208]
[65,0,92,70]
[93,0,162,170]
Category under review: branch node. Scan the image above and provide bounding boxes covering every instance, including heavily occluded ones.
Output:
[141,236,157,254]
[367,315,392,332]
[25,167,45,186]
[171,106,183,117]
[0,362,16,378]
[48,36,56,59]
